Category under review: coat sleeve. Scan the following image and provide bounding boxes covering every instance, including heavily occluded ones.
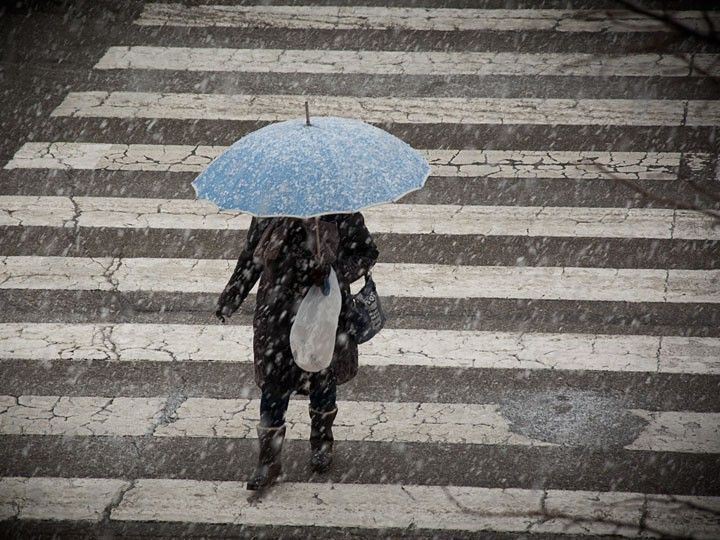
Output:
[334,212,379,284]
[216,218,266,318]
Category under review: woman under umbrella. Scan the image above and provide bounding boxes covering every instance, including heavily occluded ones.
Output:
[216,213,379,490]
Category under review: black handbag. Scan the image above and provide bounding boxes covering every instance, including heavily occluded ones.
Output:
[348,273,386,344]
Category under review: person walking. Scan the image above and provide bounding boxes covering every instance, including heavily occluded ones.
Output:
[216,213,379,490]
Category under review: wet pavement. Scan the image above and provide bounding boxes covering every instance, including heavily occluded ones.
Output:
[0,1,719,538]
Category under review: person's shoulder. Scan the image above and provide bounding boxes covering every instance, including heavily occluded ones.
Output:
[335,212,365,221]
[247,216,273,240]
[334,213,371,237]
[253,217,277,228]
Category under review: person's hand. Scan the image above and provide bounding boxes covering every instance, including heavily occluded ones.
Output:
[311,263,330,287]
[215,302,234,323]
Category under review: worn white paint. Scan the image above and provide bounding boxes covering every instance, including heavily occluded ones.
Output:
[135,4,720,34]
[0,255,709,303]
[693,55,720,77]
[425,150,683,180]
[0,323,257,364]
[3,142,220,172]
[2,256,718,303]
[0,394,550,446]
[50,91,715,126]
[0,477,129,522]
[2,196,718,240]
[157,399,557,446]
[0,196,254,231]
[2,323,720,375]
[3,476,718,538]
[0,395,165,436]
[95,46,717,78]
[2,394,718,453]
[4,143,681,180]
[687,101,720,127]
[644,496,720,540]
[657,337,720,374]
[114,480,719,537]
[627,410,720,454]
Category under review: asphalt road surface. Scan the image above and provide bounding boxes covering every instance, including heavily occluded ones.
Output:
[1,0,719,538]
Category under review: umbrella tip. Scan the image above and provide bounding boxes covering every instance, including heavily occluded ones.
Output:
[305,101,310,126]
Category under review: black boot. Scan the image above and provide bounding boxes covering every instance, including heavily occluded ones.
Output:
[309,407,337,473]
[247,425,285,491]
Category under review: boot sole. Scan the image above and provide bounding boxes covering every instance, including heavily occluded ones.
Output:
[310,459,332,473]
[246,470,283,491]
[246,477,281,491]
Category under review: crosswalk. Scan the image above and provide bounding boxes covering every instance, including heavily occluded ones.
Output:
[7,143,687,177]
[1,1,719,538]
[6,477,719,538]
[2,322,719,373]
[133,4,720,33]
[4,195,720,239]
[94,47,720,77]
[3,393,720,453]
[2,256,720,303]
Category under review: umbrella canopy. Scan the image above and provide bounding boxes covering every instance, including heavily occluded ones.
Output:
[192,116,431,218]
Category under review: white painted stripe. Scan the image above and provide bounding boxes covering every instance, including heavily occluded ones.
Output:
[0,196,252,231]
[693,55,720,77]
[4,477,719,538]
[157,399,556,446]
[3,196,717,240]
[0,394,549,446]
[1,257,717,303]
[0,477,129,521]
[0,395,166,437]
[50,91,714,126]
[687,101,720,127]
[114,481,720,538]
[4,143,681,180]
[627,410,720,454]
[3,323,719,375]
[135,4,720,34]
[94,46,718,78]
[2,394,718,453]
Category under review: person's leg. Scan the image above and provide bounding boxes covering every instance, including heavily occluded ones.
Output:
[309,377,336,412]
[260,385,292,427]
[247,385,291,490]
[308,376,338,473]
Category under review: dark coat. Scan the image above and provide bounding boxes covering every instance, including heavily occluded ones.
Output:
[216,213,379,393]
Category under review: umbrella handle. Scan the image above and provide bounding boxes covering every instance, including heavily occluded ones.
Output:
[315,216,321,259]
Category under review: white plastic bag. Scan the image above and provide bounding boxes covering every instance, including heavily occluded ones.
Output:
[290,267,342,372]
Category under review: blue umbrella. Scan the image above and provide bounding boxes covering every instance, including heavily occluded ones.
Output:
[192,109,431,218]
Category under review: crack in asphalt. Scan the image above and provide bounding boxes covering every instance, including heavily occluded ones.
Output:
[101,478,136,524]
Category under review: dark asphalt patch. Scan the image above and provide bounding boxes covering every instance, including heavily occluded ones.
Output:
[500,388,650,448]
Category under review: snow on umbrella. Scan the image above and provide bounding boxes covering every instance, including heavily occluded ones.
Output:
[191,108,431,218]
